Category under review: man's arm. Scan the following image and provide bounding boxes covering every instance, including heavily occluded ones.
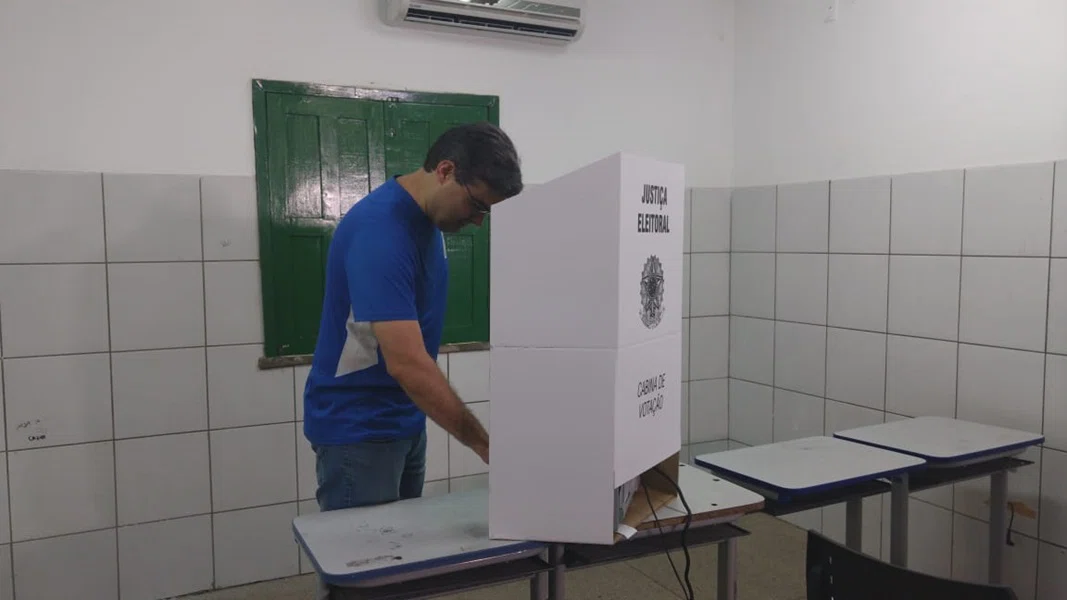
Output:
[373,320,489,463]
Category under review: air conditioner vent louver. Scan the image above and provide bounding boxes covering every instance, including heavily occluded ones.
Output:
[383,0,586,44]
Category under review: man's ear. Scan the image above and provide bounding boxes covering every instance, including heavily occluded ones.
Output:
[433,160,455,183]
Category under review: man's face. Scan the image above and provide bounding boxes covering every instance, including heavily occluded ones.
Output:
[429,163,499,232]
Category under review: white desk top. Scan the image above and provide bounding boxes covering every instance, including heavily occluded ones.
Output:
[635,463,765,532]
[292,489,544,586]
[833,416,1044,464]
[692,436,926,500]
[294,461,766,586]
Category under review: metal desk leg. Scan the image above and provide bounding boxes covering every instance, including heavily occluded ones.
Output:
[889,474,909,567]
[531,572,547,600]
[717,537,738,600]
[845,498,863,552]
[547,543,565,600]
[989,470,1008,585]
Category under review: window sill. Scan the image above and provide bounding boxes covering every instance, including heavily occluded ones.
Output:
[257,341,490,370]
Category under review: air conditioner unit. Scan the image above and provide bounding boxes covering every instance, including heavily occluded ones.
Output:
[381,0,586,43]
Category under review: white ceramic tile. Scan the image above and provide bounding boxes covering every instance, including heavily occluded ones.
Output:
[1049,259,1067,353]
[4,353,112,449]
[885,336,958,418]
[1040,448,1067,547]
[952,512,1039,598]
[0,467,9,544]
[1046,355,1067,453]
[0,365,5,451]
[825,328,886,410]
[1038,541,1067,600]
[449,401,489,478]
[728,379,773,446]
[689,316,729,380]
[450,473,489,493]
[886,500,953,578]
[115,432,211,525]
[827,254,889,332]
[1054,161,1067,258]
[690,187,731,253]
[0,264,109,357]
[681,381,690,444]
[688,378,728,443]
[682,254,690,318]
[780,509,822,532]
[0,545,10,600]
[208,344,294,429]
[959,257,1049,351]
[296,500,319,574]
[730,186,776,252]
[689,253,729,316]
[688,440,730,457]
[426,416,449,482]
[108,262,205,351]
[294,364,310,422]
[682,319,689,381]
[963,162,1054,257]
[955,444,1041,539]
[890,169,965,255]
[776,181,829,253]
[296,427,316,501]
[423,479,450,498]
[8,442,115,541]
[13,529,117,600]
[829,176,891,253]
[824,399,884,435]
[204,261,264,345]
[774,321,826,397]
[447,351,489,402]
[957,344,1045,434]
[103,173,202,262]
[772,389,824,442]
[112,347,207,438]
[0,170,105,263]
[211,423,297,511]
[213,503,300,588]
[730,253,775,319]
[118,515,212,600]
[775,253,828,325]
[729,316,773,385]
[822,494,883,559]
[887,255,961,341]
[201,175,259,261]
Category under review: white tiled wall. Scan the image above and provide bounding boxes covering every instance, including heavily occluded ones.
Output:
[0,170,732,600]
[723,159,1067,600]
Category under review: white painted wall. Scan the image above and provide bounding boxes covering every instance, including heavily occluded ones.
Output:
[0,0,735,187]
[733,0,1067,185]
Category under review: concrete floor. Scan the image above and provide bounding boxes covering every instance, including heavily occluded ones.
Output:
[182,512,810,600]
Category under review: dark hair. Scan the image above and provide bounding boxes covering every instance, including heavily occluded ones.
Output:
[422,122,523,198]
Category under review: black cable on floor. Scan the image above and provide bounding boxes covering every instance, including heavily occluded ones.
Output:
[642,466,695,600]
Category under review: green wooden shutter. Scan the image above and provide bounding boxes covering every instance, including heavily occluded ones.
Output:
[384,102,492,345]
[259,93,386,357]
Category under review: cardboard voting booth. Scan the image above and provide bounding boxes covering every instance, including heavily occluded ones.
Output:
[487,152,685,545]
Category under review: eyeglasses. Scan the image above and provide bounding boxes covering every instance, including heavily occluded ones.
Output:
[465,184,491,215]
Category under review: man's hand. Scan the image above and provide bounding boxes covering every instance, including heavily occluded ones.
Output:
[373,320,490,459]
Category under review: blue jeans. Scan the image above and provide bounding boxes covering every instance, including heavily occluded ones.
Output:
[312,430,427,599]
[312,429,428,511]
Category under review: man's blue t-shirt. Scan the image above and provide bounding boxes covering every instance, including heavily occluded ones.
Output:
[303,177,448,445]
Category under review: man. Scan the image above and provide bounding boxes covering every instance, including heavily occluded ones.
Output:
[303,121,524,515]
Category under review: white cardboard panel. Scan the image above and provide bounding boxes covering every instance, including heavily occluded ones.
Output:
[490,152,685,349]
[614,332,683,486]
[488,346,617,544]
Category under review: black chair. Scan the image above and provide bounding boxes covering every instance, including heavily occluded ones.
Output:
[805,529,1018,600]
